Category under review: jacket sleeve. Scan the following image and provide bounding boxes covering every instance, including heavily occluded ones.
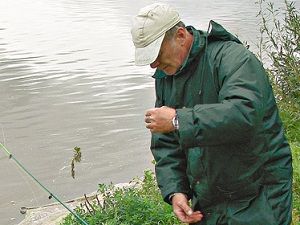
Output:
[151,79,191,204]
[177,41,268,149]
[151,132,191,204]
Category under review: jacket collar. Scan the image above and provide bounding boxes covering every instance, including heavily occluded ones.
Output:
[152,20,242,79]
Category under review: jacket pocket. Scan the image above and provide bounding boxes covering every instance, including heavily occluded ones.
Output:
[186,146,207,182]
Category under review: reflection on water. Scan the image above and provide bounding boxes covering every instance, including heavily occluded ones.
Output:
[0,0,295,224]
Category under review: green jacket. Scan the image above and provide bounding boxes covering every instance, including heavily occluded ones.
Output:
[151,21,292,224]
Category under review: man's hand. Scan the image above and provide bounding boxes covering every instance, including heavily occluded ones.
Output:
[172,193,203,224]
[145,106,176,133]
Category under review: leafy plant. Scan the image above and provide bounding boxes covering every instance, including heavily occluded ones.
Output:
[257,0,300,143]
[60,170,182,225]
[71,146,82,179]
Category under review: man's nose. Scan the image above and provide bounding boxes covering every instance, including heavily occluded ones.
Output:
[150,58,160,69]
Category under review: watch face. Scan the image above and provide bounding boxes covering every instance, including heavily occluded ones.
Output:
[172,116,179,130]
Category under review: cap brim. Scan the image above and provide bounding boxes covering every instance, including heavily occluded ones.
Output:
[134,34,165,66]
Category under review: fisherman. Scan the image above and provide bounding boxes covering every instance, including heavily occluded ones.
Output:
[131,3,293,225]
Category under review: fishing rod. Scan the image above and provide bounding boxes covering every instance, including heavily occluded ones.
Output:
[0,142,89,225]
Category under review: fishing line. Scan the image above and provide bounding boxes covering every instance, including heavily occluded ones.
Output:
[0,142,89,225]
[1,125,5,145]
[1,129,39,205]
[9,152,40,206]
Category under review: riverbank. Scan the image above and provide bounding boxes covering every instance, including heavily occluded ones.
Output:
[17,182,132,225]
[18,194,95,225]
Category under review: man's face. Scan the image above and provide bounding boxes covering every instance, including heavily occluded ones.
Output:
[150,35,184,75]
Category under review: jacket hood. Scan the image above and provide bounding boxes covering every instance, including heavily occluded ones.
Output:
[153,20,241,79]
[207,20,241,44]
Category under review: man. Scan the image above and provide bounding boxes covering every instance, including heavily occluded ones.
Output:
[131,3,293,225]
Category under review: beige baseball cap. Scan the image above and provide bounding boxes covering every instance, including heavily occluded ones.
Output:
[131,3,181,66]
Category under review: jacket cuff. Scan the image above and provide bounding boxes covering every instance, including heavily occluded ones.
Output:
[162,184,192,205]
[168,192,189,204]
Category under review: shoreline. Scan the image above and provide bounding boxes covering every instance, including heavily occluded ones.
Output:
[17,192,97,225]
[17,182,131,225]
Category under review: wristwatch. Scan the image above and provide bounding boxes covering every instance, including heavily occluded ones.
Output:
[172,111,179,130]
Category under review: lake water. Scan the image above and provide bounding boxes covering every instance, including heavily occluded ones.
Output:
[0,0,297,224]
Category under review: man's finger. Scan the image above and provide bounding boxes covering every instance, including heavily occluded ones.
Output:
[145,108,155,116]
[174,210,203,223]
[145,116,152,123]
[186,213,203,223]
[178,201,193,216]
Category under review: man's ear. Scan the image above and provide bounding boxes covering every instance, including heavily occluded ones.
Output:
[175,27,187,45]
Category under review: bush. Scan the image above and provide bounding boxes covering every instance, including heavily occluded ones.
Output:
[257,0,300,142]
[60,170,182,225]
